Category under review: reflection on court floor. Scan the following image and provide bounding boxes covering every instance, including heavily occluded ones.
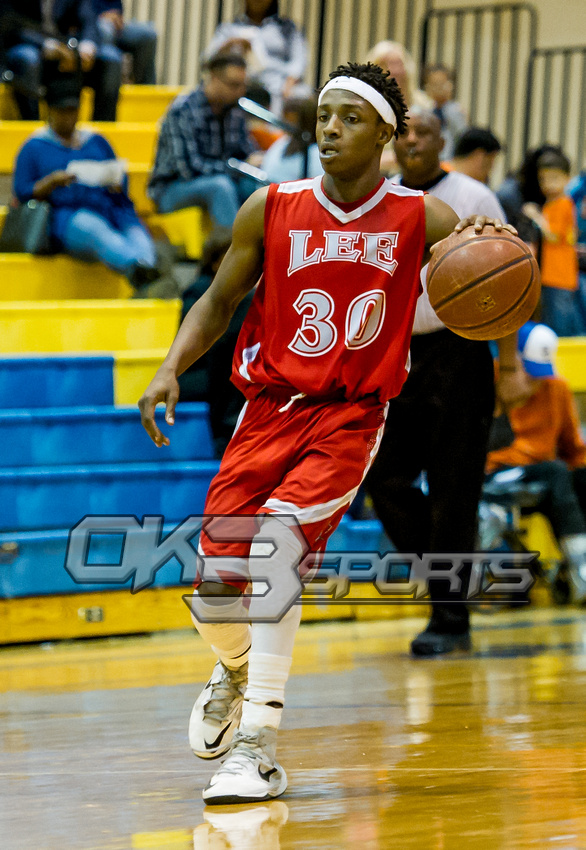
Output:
[1,609,586,850]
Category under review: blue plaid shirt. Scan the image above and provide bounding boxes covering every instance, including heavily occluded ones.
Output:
[148,87,254,203]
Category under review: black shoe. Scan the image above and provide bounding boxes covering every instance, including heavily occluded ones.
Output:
[128,262,161,292]
[410,629,471,657]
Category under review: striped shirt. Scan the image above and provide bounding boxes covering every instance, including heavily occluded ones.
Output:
[148,87,254,203]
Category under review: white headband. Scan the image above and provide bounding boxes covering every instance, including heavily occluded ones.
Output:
[318,77,397,127]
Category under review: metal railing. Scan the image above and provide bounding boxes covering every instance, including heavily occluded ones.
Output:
[525,46,586,171]
[420,3,538,179]
[123,0,433,90]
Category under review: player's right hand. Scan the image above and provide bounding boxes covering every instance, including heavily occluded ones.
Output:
[138,368,180,447]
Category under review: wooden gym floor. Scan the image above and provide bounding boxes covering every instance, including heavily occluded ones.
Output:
[1,607,586,849]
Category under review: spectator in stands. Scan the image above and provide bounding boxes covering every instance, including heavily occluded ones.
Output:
[205,0,308,116]
[448,127,502,185]
[486,321,586,603]
[13,76,162,293]
[93,0,157,85]
[566,168,586,330]
[242,80,282,151]
[365,41,432,111]
[149,54,256,228]
[497,144,562,251]
[178,227,254,457]
[522,149,582,336]
[364,41,432,175]
[261,95,322,182]
[3,0,121,121]
[423,63,467,161]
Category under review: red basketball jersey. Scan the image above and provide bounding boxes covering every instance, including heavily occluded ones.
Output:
[232,176,427,404]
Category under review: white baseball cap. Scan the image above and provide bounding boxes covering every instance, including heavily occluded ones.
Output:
[517,321,558,377]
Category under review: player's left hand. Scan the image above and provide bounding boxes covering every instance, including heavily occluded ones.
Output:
[455,215,518,236]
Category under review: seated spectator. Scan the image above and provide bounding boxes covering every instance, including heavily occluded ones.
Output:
[205,0,308,115]
[13,77,163,293]
[423,63,467,161]
[566,168,586,331]
[261,95,322,182]
[148,54,256,228]
[496,144,562,251]
[486,321,586,603]
[241,80,282,151]
[448,127,502,185]
[93,0,157,85]
[522,149,582,336]
[3,0,121,121]
[364,41,432,175]
[178,227,254,458]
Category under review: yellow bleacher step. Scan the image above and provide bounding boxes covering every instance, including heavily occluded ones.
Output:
[114,348,169,405]
[0,82,182,123]
[556,338,586,392]
[0,120,159,170]
[0,254,132,300]
[148,206,210,260]
[116,85,184,123]
[0,298,181,353]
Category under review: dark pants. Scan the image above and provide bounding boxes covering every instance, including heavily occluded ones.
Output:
[178,276,253,459]
[487,461,586,539]
[365,329,495,633]
[98,19,157,85]
[6,43,122,120]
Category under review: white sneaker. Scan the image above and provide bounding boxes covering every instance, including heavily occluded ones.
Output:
[193,801,289,849]
[202,726,287,805]
[189,660,248,759]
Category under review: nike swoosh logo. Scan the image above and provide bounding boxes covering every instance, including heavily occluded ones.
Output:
[258,765,278,781]
[204,724,231,750]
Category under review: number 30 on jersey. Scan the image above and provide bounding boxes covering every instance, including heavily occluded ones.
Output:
[288,288,386,357]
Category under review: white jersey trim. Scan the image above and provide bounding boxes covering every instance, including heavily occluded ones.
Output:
[277,178,316,194]
[312,177,423,225]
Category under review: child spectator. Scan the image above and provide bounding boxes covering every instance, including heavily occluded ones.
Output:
[423,63,468,161]
[522,150,582,336]
[486,321,586,603]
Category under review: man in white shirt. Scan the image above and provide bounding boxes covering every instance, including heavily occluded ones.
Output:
[366,109,526,655]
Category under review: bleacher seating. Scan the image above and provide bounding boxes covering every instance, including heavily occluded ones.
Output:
[0,298,181,353]
[0,255,132,299]
[0,82,183,124]
[0,352,219,595]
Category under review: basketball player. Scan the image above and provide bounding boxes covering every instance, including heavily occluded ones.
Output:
[366,108,526,656]
[139,65,509,804]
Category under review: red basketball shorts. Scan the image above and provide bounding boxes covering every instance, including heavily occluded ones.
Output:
[196,391,387,590]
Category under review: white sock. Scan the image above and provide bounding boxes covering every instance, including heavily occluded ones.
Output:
[241,651,293,731]
[189,593,251,669]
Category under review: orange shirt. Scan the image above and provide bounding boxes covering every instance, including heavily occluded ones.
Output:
[486,376,586,472]
[540,195,579,290]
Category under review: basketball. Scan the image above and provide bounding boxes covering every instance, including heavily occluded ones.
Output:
[426,226,541,340]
